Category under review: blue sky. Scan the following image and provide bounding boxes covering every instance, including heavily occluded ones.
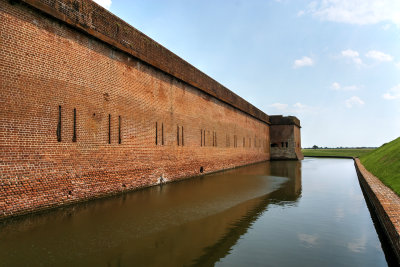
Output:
[94,0,400,148]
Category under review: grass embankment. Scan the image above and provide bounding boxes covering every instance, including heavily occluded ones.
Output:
[302,149,374,158]
[360,137,400,196]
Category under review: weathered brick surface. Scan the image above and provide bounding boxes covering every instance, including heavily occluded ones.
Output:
[354,158,400,263]
[0,0,270,219]
[20,0,270,125]
[269,116,303,160]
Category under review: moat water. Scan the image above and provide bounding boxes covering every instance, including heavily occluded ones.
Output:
[0,158,396,266]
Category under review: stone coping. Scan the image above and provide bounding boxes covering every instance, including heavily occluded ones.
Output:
[269,115,301,128]
[354,158,400,263]
[19,0,270,125]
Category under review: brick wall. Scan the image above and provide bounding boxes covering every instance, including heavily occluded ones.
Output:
[354,159,400,263]
[0,0,270,219]
[269,116,303,160]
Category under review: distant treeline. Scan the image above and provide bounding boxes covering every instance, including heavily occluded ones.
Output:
[305,146,377,149]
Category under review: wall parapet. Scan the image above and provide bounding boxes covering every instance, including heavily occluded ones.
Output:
[270,115,300,128]
[18,0,269,125]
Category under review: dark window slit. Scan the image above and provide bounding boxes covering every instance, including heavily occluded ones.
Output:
[161,123,164,145]
[118,116,121,144]
[108,114,111,144]
[177,125,180,146]
[57,105,61,142]
[201,129,202,147]
[72,108,77,142]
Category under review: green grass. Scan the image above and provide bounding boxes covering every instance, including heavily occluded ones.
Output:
[302,148,374,158]
[360,137,400,196]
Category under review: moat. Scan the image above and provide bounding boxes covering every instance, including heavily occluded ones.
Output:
[0,158,395,266]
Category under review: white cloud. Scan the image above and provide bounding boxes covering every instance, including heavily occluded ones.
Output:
[293,102,306,109]
[270,103,288,111]
[93,0,112,10]
[331,82,341,90]
[383,84,400,100]
[270,102,315,115]
[365,50,393,62]
[342,49,359,58]
[297,10,305,17]
[331,82,359,91]
[341,49,362,65]
[293,56,314,68]
[382,24,391,30]
[345,96,365,108]
[306,0,400,27]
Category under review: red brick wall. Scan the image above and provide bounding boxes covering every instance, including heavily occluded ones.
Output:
[270,125,303,160]
[19,0,270,125]
[0,0,270,218]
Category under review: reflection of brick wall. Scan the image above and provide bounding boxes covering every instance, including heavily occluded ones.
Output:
[0,0,270,219]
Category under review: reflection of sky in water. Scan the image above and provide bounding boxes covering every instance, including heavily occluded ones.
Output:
[347,235,367,253]
[217,159,391,267]
[298,233,319,248]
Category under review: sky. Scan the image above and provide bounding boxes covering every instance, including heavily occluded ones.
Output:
[93,0,400,148]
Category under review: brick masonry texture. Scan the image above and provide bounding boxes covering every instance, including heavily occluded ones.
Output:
[269,116,303,160]
[20,0,269,125]
[0,0,276,219]
[354,158,400,263]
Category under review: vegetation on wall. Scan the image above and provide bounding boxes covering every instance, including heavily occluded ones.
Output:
[360,137,400,196]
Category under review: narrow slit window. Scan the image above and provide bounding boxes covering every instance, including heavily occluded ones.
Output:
[118,116,121,144]
[155,122,158,145]
[203,129,206,147]
[57,105,61,142]
[281,142,284,147]
[177,125,180,146]
[72,108,77,142]
[286,142,288,148]
[108,114,111,144]
[181,126,184,146]
[161,123,164,145]
[201,129,202,147]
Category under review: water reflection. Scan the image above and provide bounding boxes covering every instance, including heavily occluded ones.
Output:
[192,161,302,266]
[0,159,391,266]
[0,161,300,266]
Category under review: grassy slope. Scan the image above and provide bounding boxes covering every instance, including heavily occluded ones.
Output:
[360,137,400,196]
[302,149,374,158]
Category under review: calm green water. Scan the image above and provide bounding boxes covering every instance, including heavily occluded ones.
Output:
[0,158,395,266]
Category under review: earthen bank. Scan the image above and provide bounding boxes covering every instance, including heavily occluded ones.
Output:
[0,0,303,219]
